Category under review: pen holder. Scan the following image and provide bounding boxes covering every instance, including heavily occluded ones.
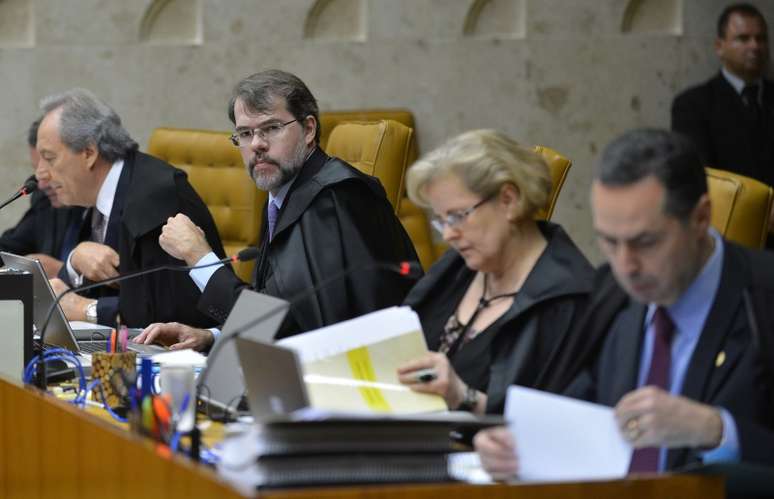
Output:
[90,351,137,408]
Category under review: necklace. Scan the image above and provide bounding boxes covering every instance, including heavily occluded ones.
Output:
[445,273,519,357]
[477,273,520,309]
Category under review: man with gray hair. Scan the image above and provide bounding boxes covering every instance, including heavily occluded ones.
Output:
[134,69,419,351]
[474,129,774,477]
[37,88,225,328]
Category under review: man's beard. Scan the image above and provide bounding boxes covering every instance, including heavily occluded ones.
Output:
[249,139,308,192]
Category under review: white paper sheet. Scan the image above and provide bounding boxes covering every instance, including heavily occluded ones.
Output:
[276,306,424,363]
[505,386,632,481]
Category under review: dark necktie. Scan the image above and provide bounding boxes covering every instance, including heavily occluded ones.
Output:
[742,84,762,122]
[629,306,675,473]
[91,209,107,244]
[267,200,279,241]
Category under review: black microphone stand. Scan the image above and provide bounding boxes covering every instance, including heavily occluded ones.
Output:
[0,176,38,210]
[34,247,259,390]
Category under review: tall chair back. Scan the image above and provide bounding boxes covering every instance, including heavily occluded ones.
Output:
[706,167,773,249]
[324,120,414,212]
[147,128,263,282]
[533,145,572,221]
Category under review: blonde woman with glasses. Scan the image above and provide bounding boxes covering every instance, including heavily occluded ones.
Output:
[397,130,594,414]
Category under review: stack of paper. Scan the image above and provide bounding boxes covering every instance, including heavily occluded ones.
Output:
[276,306,447,414]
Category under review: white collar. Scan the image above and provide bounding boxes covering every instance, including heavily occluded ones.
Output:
[721,67,763,98]
[95,159,124,219]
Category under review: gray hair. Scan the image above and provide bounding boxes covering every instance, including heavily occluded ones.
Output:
[228,70,320,143]
[406,129,551,219]
[595,129,707,222]
[39,88,138,162]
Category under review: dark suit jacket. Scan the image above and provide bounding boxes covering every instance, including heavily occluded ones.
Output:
[403,222,594,414]
[0,191,82,261]
[566,241,774,469]
[60,150,225,328]
[672,73,774,186]
[198,147,420,339]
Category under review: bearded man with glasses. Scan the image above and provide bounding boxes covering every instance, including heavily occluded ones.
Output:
[134,70,420,350]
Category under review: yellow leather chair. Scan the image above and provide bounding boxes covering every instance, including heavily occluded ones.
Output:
[706,167,773,249]
[147,128,264,282]
[533,145,572,221]
[320,109,437,268]
[324,120,414,212]
[426,144,574,267]
[319,109,416,163]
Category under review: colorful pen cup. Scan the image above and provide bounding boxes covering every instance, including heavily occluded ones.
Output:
[90,351,137,408]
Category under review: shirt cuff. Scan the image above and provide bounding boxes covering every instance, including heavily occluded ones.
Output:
[189,252,223,292]
[65,250,83,287]
[210,327,221,339]
[701,407,740,464]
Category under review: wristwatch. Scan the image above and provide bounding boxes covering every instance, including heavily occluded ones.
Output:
[457,385,479,412]
[84,301,98,324]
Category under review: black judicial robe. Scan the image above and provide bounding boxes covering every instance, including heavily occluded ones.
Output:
[59,150,225,328]
[403,222,594,414]
[198,147,420,338]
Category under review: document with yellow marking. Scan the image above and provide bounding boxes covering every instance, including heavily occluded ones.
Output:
[277,306,447,414]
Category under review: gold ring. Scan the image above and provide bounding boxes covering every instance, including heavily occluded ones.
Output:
[626,418,641,440]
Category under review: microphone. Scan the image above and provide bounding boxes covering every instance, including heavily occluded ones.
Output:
[0,175,38,210]
[198,260,422,399]
[35,247,259,390]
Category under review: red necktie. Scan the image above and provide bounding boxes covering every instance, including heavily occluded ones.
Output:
[628,306,674,473]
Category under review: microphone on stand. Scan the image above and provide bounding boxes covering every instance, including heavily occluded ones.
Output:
[197,260,422,398]
[35,247,260,390]
[0,175,38,211]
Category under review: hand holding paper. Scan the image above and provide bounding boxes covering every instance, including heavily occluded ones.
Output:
[476,386,632,482]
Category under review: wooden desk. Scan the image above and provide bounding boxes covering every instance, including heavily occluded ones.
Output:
[259,475,724,499]
[0,376,725,499]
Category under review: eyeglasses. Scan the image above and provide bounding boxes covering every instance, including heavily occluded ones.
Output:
[430,195,494,233]
[230,119,298,147]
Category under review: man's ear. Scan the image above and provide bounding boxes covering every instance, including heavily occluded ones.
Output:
[83,143,99,169]
[302,115,317,148]
[692,193,712,232]
[714,37,725,59]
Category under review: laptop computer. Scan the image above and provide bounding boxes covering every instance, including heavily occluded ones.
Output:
[235,336,308,421]
[197,289,290,416]
[0,252,164,357]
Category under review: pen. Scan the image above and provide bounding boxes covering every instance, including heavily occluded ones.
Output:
[414,367,437,383]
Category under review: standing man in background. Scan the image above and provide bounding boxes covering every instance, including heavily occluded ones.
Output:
[671,3,773,242]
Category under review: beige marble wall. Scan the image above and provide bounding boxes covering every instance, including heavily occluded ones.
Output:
[0,0,771,262]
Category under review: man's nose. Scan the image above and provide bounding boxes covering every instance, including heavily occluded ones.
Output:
[615,244,640,275]
[249,133,270,152]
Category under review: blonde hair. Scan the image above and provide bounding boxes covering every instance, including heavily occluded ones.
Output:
[406,129,551,219]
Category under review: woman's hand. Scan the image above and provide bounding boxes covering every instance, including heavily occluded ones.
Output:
[397,352,468,409]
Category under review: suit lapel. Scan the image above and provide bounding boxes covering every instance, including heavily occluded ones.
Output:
[666,244,751,470]
[680,245,749,403]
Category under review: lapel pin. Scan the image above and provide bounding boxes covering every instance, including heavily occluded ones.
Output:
[715,351,726,368]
